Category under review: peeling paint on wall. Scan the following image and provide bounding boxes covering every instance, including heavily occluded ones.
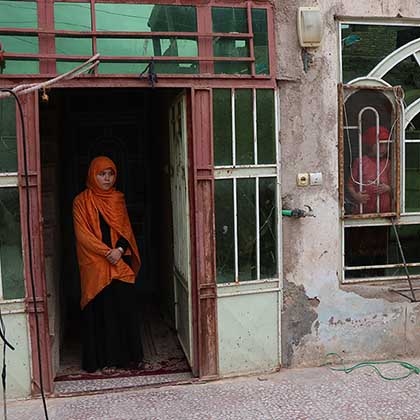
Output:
[282,279,319,366]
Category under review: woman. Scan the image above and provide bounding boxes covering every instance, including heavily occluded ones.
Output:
[73,156,143,373]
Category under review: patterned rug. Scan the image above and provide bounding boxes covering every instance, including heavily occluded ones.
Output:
[55,307,190,382]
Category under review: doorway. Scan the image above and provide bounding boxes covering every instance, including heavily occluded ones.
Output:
[39,88,194,389]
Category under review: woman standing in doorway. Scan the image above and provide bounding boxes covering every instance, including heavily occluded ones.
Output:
[73,156,143,373]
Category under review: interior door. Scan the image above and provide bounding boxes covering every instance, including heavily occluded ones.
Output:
[169,93,193,366]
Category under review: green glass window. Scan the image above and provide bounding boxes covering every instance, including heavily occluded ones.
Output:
[259,177,277,278]
[0,35,38,54]
[345,224,420,279]
[0,188,24,299]
[54,3,91,31]
[0,0,37,29]
[95,4,197,32]
[235,89,254,165]
[341,24,420,83]
[213,39,250,75]
[0,60,38,74]
[56,61,85,74]
[405,142,420,212]
[252,8,269,75]
[213,89,232,166]
[55,38,92,56]
[212,7,247,33]
[383,56,420,106]
[97,38,197,57]
[215,179,234,283]
[98,61,198,75]
[237,178,256,281]
[257,89,275,164]
[212,7,249,75]
[0,97,17,172]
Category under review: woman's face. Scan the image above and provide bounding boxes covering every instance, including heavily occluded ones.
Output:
[96,168,115,190]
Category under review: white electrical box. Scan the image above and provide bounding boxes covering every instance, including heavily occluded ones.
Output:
[309,172,323,186]
[297,7,323,48]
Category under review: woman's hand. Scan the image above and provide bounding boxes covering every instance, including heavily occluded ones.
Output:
[350,190,370,204]
[106,248,123,265]
[371,184,391,195]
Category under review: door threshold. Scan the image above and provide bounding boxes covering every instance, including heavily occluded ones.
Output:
[53,371,196,397]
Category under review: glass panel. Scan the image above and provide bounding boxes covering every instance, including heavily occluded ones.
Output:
[341,24,420,83]
[345,225,420,279]
[215,179,234,283]
[0,60,39,74]
[98,61,198,74]
[96,4,197,32]
[55,37,92,56]
[252,8,269,75]
[235,89,254,165]
[97,38,197,57]
[0,188,24,299]
[237,178,256,281]
[257,89,275,164]
[0,97,17,172]
[405,143,420,212]
[54,3,91,31]
[343,89,396,216]
[56,61,85,74]
[406,112,420,140]
[213,38,250,74]
[214,61,250,75]
[213,89,232,166]
[0,1,37,29]
[383,56,420,106]
[259,177,277,278]
[0,35,38,53]
[212,7,247,33]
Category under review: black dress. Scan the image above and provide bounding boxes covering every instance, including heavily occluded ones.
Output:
[81,212,143,372]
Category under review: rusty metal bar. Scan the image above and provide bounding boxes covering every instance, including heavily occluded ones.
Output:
[90,0,98,75]
[45,0,269,6]
[0,28,254,38]
[343,274,420,284]
[343,212,397,219]
[2,52,254,62]
[247,1,256,77]
[338,84,345,214]
[342,84,397,92]
[345,262,420,270]
[395,87,402,218]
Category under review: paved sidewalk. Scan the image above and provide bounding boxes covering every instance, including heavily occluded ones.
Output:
[6,359,420,420]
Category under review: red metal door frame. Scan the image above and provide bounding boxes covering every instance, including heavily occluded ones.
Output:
[16,91,54,395]
[14,83,219,393]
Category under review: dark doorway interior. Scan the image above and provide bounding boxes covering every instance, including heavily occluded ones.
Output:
[39,88,191,384]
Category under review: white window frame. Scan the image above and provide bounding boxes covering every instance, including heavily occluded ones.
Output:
[339,19,420,284]
[214,87,281,285]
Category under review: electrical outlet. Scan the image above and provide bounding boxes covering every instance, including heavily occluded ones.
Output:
[297,173,309,187]
[309,172,322,186]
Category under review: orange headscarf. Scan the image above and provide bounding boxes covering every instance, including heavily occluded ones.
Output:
[73,156,141,309]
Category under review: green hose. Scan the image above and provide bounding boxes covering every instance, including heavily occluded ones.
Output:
[323,352,420,380]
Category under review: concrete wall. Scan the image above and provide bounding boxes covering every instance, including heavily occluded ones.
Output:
[0,301,32,399]
[275,0,420,367]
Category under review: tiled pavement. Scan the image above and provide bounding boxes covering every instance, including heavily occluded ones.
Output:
[6,358,420,420]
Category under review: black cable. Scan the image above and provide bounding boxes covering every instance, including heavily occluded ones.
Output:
[0,88,49,419]
[1,308,11,420]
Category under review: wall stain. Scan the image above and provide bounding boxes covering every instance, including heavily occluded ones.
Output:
[282,279,319,366]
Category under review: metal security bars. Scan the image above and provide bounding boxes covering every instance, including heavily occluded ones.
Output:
[214,88,279,284]
[338,84,402,220]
